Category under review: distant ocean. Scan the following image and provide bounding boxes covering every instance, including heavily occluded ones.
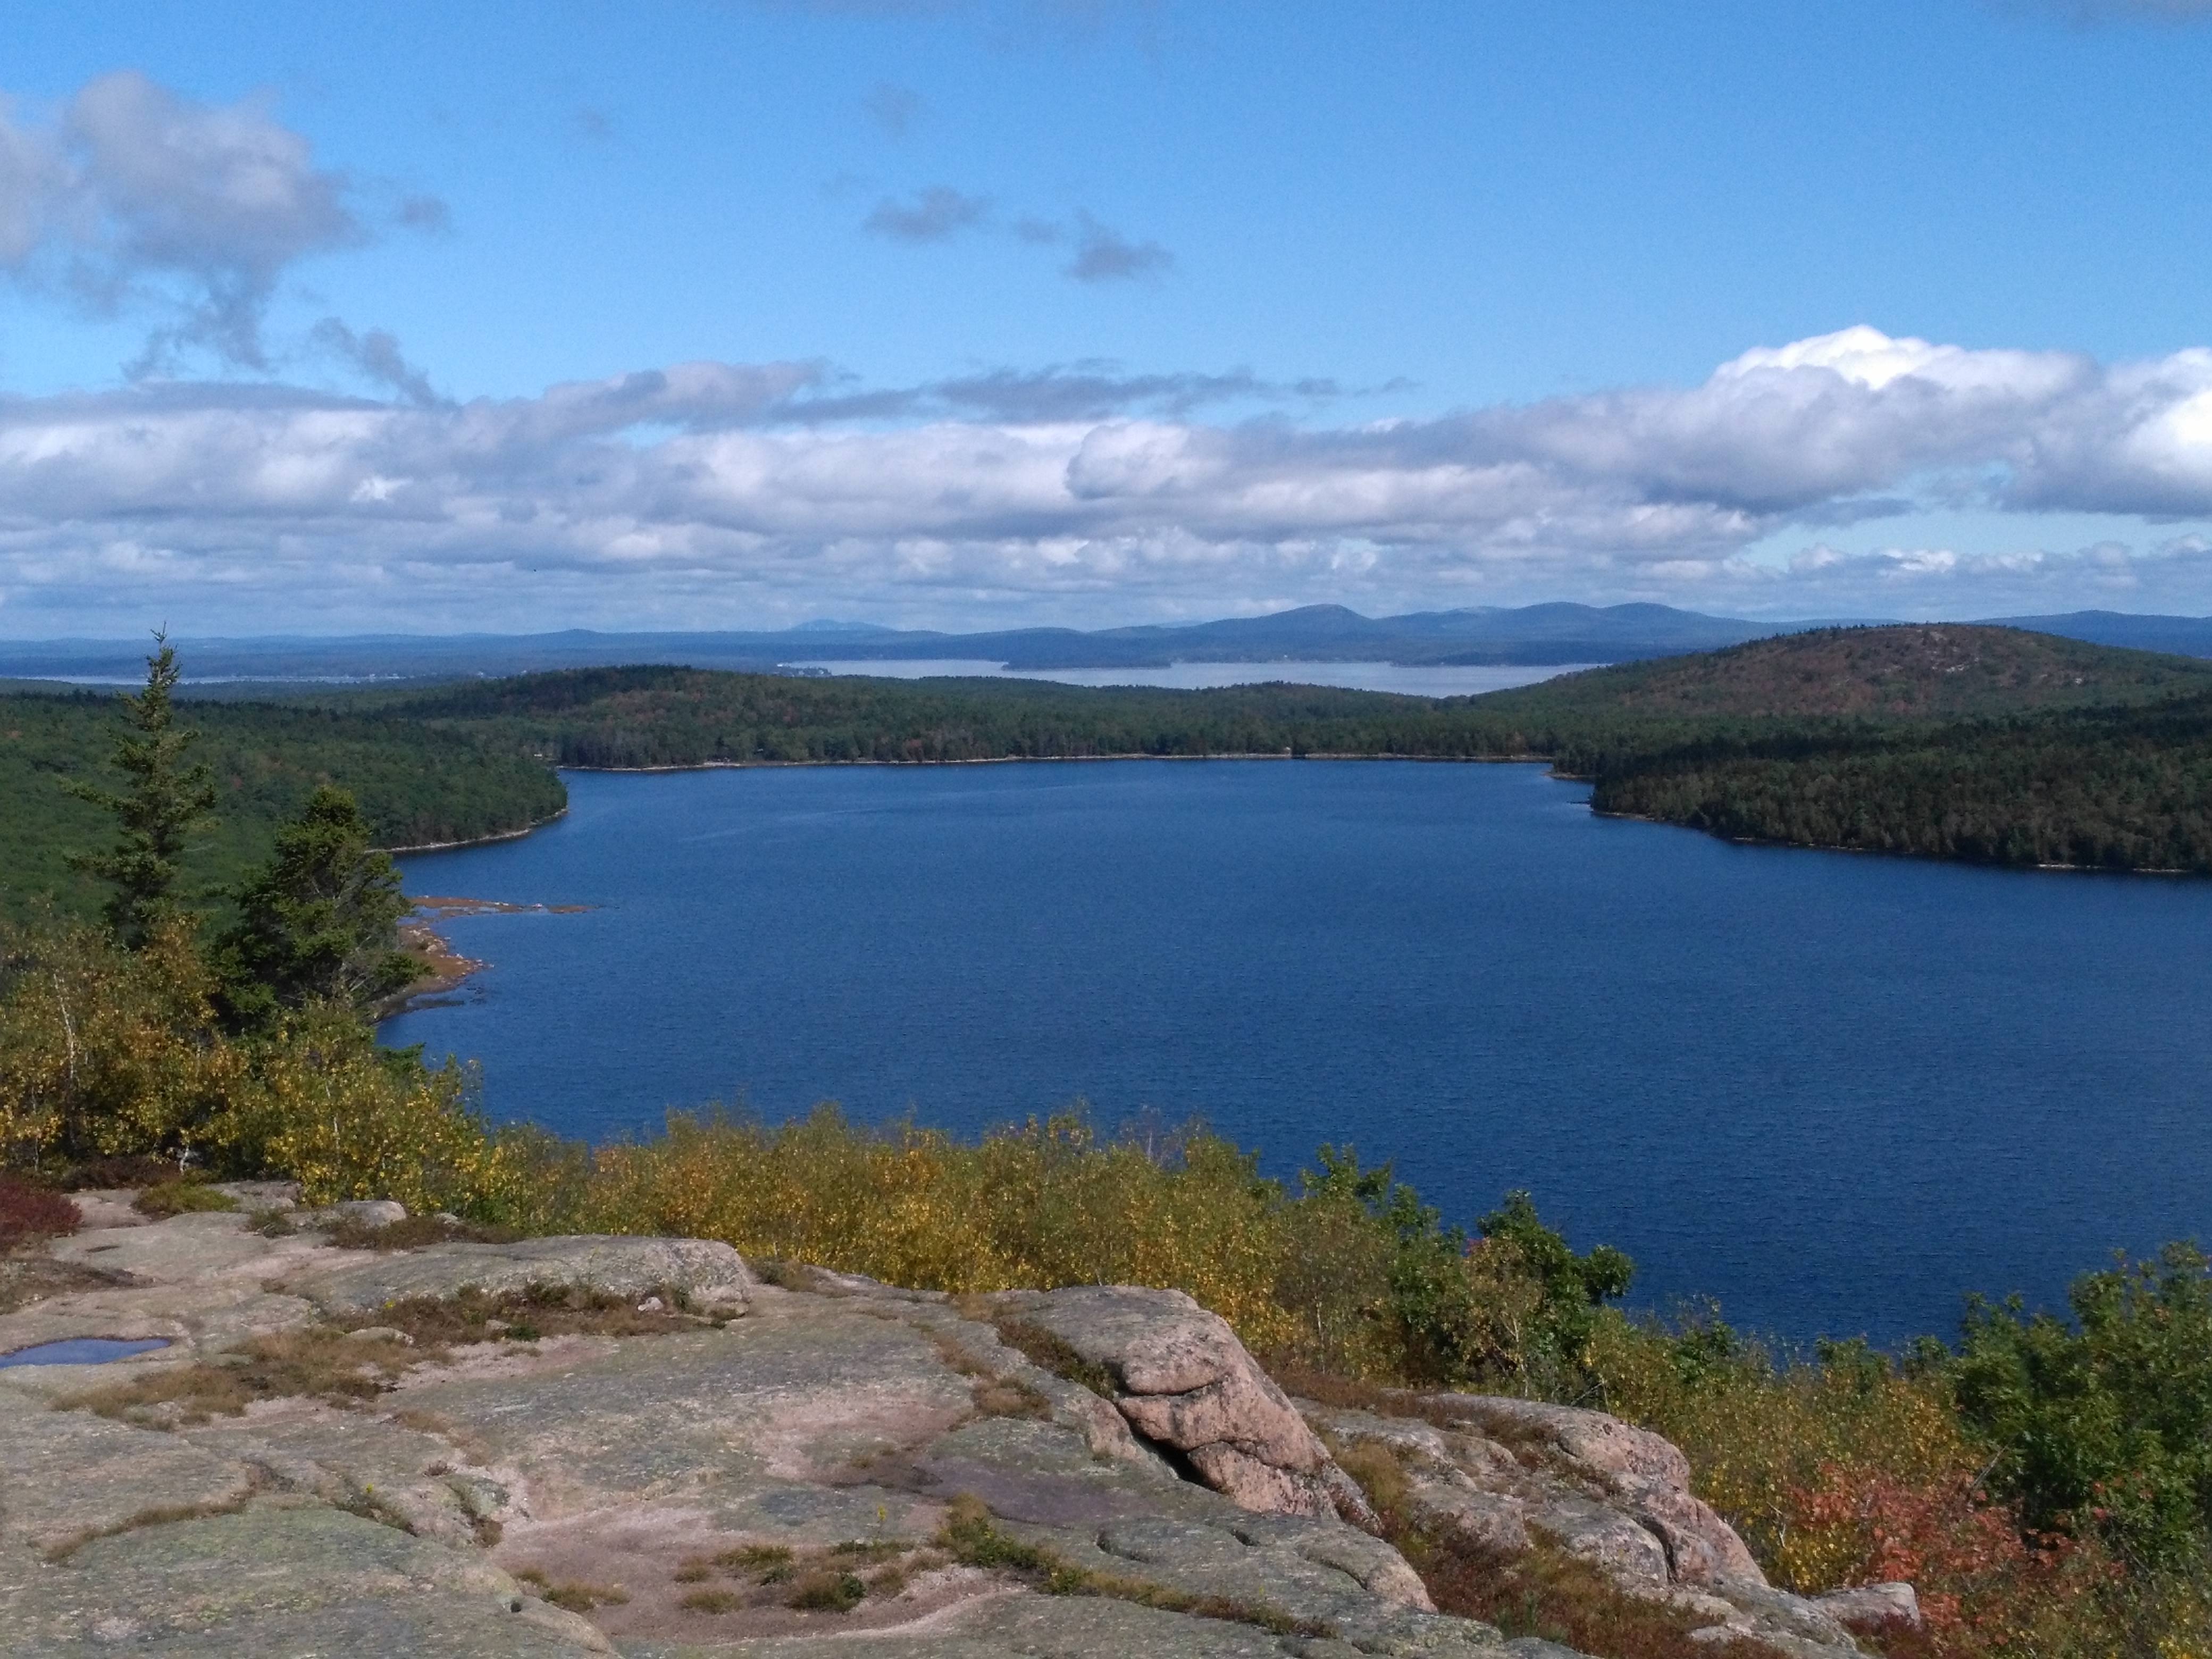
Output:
[389,760,2212,1347]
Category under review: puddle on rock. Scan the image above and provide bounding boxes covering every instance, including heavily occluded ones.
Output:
[0,1336,171,1367]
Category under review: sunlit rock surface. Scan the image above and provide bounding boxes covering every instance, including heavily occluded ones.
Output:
[0,1196,1874,1657]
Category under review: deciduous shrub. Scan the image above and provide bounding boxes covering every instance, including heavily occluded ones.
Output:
[1955,1243,2212,1571]
[0,916,247,1167]
[0,919,517,1217]
[1271,1150,1633,1389]
[0,1172,79,1245]
[575,1107,1298,1345]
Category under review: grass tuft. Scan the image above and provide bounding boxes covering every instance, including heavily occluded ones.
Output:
[540,1580,628,1613]
[787,1569,867,1612]
[132,1178,237,1218]
[62,1328,422,1425]
[320,1212,520,1252]
[933,1493,1333,1639]
[979,1314,1118,1400]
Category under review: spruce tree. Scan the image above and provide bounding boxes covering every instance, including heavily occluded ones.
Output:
[215,784,417,1027]
[63,631,217,947]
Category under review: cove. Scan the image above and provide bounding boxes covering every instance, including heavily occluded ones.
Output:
[387,760,2212,1347]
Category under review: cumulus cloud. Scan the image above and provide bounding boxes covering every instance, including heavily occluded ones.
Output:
[863,185,989,242]
[0,71,434,373]
[14,326,2212,631]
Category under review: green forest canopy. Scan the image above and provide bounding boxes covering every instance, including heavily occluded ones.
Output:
[0,690,566,925]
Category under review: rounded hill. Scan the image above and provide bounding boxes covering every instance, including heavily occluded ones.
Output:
[1482,624,2212,722]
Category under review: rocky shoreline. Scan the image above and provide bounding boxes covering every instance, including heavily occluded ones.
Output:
[385,896,596,1015]
[0,1190,1916,1657]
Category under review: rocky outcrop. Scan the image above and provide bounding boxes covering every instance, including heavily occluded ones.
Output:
[301,1234,756,1317]
[0,1203,1529,1658]
[1432,1396,1763,1586]
[0,1196,1914,1658]
[1305,1395,1874,1657]
[1814,1581,1922,1633]
[982,1285,1380,1530]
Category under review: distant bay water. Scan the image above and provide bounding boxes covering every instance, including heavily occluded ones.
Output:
[386,761,2212,1347]
[788,660,1589,697]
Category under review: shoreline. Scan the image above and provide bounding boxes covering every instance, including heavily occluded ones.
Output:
[381,894,593,1017]
[1587,806,2199,878]
[560,751,1559,773]
[383,806,568,855]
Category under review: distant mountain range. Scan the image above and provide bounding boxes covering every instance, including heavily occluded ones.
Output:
[9,603,2212,684]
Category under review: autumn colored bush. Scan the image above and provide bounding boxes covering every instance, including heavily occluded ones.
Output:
[575,1105,1300,1346]
[1782,1462,2106,1655]
[0,916,247,1169]
[0,1171,80,1246]
[0,918,521,1217]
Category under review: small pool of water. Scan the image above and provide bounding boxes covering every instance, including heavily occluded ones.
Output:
[0,1337,171,1368]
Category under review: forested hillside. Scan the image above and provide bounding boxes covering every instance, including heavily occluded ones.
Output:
[1586,697,2212,869]
[0,690,566,923]
[365,666,1552,766]
[1474,621,2212,722]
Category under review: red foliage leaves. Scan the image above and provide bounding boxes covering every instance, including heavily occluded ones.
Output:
[1789,1462,2101,1657]
[0,1173,81,1246]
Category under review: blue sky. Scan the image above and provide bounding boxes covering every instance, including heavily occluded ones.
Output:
[7,1,2212,635]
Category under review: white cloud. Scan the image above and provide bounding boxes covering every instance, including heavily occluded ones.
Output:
[12,328,2212,632]
[0,72,431,375]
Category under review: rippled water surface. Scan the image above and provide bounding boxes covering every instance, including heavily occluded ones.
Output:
[388,761,2212,1345]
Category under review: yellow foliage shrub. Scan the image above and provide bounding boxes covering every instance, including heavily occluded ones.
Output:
[577,1107,1298,1350]
[0,918,247,1168]
[214,1013,499,1213]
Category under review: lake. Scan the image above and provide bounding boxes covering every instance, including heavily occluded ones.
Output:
[386,760,2212,1347]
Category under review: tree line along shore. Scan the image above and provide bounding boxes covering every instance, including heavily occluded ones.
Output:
[8,629,2212,1654]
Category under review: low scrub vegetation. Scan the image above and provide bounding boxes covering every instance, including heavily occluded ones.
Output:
[0,1170,80,1245]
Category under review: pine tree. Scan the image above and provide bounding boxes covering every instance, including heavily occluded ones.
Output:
[214,784,417,1027]
[63,632,217,947]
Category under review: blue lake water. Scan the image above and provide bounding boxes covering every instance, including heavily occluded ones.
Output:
[387,761,2212,1348]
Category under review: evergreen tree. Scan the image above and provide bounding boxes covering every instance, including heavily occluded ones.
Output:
[62,632,217,947]
[215,785,418,1027]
